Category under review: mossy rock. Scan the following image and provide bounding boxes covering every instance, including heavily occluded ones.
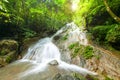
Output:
[0,40,18,67]
[5,56,12,63]
[0,49,10,56]
[0,40,18,51]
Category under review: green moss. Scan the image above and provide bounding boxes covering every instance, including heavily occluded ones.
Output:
[72,47,81,58]
[69,43,94,59]
[68,42,79,50]
[6,56,12,63]
[0,49,9,56]
[74,47,80,53]
[68,44,75,50]
[69,43,85,58]
[82,46,94,59]
[62,34,68,40]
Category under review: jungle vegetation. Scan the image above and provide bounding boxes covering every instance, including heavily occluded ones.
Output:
[0,0,120,50]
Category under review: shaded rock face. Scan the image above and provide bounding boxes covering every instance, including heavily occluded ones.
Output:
[0,40,18,67]
[53,23,120,80]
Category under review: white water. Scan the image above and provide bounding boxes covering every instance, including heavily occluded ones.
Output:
[23,37,60,63]
[19,22,97,78]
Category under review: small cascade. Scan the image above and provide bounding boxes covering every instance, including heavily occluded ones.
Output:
[20,22,97,79]
[23,37,60,63]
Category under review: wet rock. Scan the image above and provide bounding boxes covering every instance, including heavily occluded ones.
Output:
[49,60,59,66]
[0,40,18,67]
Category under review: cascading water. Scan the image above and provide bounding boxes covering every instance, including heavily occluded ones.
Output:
[22,37,61,63]
[19,22,97,78]
[0,22,97,80]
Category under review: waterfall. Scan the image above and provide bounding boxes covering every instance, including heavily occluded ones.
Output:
[20,22,97,78]
[23,37,60,63]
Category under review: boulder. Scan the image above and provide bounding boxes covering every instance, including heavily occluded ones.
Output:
[48,60,59,66]
[0,40,18,67]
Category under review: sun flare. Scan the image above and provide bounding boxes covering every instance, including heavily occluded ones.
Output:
[72,3,78,11]
[71,0,79,11]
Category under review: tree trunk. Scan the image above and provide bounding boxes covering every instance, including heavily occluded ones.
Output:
[103,0,120,23]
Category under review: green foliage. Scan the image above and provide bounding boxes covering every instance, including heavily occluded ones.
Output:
[22,28,36,38]
[0,0,72,40]
[68,42,79,50]
[74,47,80,53]
[91,24,120,50]
[62,34,68,40]
[106,24,120,43]
[68,44,75,50]
[0,50,6,56]
[68,42,81,58]
[0,49,8,56]
[82,46,94,59]
[76,0,120,26]
[92,25,113,42]
[69,42,94,59]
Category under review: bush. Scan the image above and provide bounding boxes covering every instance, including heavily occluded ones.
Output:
[106,24,120,50]
[106,24,120,43]
[92,25,113,42]
[22,28,36,38]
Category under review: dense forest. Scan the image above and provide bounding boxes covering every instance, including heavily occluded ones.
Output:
[0,0,120,49]
[0,0,120,64]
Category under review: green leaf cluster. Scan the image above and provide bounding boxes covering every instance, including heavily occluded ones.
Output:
[82,46,94,59]
[92,25,113,42]
[0,0,72,40]
[106,24,120,43]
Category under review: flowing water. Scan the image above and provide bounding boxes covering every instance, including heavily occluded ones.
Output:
[0,22,97,80]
